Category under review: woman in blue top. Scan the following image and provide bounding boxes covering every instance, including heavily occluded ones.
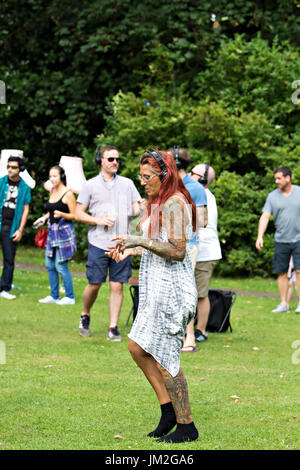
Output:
[33,165,77,305]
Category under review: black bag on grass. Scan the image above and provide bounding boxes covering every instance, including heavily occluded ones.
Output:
[126,284,139,326]
[127,285,236,333]
[206,289,237,333]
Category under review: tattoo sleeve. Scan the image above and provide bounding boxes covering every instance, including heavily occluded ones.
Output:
[196,205,208,229]
[137,197,187,261]
[132,246,143,256]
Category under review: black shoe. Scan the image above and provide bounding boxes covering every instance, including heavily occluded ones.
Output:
[107,326,122,342]
[79,315,91,337]
[195,329,207,342]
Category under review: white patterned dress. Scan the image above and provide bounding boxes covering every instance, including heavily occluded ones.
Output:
[128,210,197,377]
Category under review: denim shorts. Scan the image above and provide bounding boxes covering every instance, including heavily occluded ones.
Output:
[86,243,132,284]
[272,240,300,273]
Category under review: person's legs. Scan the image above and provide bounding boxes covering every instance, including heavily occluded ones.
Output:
[292,241,300,305]
[128,339,176,437]
[272,242,291,311]
[0,226,17,292]
[107,254,132,339]
[55,257,74,299]
[128,340,170,405]
[45,251,59,300]
[82,283,101,315]
[129,340,198,441]
[295,271,300,313]
[183,319,196,349]
[286,281,295,304]
[295,271,300,302]
[196,295,210,335]
[109,281,123,328]
[79,283,101,337]
[277,272,289,304]
[79,244,107,336]
[157,364,192,424]
[183,260,217,346]
[156,364,198,443]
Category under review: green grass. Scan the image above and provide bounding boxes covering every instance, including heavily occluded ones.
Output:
[0,252,299,450]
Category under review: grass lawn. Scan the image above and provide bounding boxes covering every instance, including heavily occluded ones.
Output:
[0,247,299,450]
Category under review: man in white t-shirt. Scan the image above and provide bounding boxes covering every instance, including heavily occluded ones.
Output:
[75,145,142,340]
[184,163,222,347]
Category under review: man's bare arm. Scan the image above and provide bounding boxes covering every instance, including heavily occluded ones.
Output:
[256,212,271,250]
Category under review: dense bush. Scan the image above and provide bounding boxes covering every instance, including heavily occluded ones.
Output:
[1,1,299,178]
[3,4,298,275]
[82,35,300,277]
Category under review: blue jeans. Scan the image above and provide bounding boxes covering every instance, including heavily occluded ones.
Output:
[45,248,74,299]
[0,225,17,292]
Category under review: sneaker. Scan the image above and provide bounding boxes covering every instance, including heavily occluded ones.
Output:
[195,329,208,342]
[56,297,75,305]
[272,302,289,313]
[0,290,16,300]
[79,315,91,337]
[38,295,58,304]
[295,302,300,314]
[107,326,122,342]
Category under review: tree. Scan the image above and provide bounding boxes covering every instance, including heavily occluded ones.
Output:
[1,0,299,178]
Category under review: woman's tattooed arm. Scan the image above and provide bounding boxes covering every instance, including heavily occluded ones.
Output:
[118,196,187,261]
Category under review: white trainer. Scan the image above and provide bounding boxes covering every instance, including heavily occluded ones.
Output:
[272,302,289,313]
[38,295,57,304]
[0,290,16,300]
[295,302,300,314]
[56,297,75,305]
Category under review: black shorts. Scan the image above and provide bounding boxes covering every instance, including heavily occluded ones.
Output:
[272,240,300,274]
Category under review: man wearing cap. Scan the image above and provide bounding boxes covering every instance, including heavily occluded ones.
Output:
[0,156,31,299]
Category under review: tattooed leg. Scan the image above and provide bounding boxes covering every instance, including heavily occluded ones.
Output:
[157,365,192,424]
[155,365,198,443]
[128,340,177,437]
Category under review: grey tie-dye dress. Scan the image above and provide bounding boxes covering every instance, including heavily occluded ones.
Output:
[128,216,197,377]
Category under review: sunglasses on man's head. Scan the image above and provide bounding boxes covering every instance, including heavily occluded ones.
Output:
[105,157,120,163]
[7,164,19,169]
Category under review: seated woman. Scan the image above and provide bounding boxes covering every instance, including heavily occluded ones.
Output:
[33,165,77,305]
[106,149,199,443]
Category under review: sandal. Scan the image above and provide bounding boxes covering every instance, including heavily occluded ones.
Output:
[181,345,198,353]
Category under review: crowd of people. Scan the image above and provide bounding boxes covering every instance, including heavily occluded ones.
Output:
[0,148,299,443]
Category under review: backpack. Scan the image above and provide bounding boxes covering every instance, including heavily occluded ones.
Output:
[206,289,237,332]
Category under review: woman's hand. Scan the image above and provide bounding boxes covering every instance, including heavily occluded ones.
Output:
[105,245,131,263]
[111,235,141,253]
[53,210,62,219]
[33,216,45,228]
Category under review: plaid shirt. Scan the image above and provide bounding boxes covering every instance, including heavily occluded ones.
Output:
[45,219,76,263]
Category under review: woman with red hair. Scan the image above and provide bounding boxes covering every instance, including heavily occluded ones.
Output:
[106,148,198,443]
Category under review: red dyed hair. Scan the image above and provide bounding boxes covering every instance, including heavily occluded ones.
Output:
[140,149,196,237]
